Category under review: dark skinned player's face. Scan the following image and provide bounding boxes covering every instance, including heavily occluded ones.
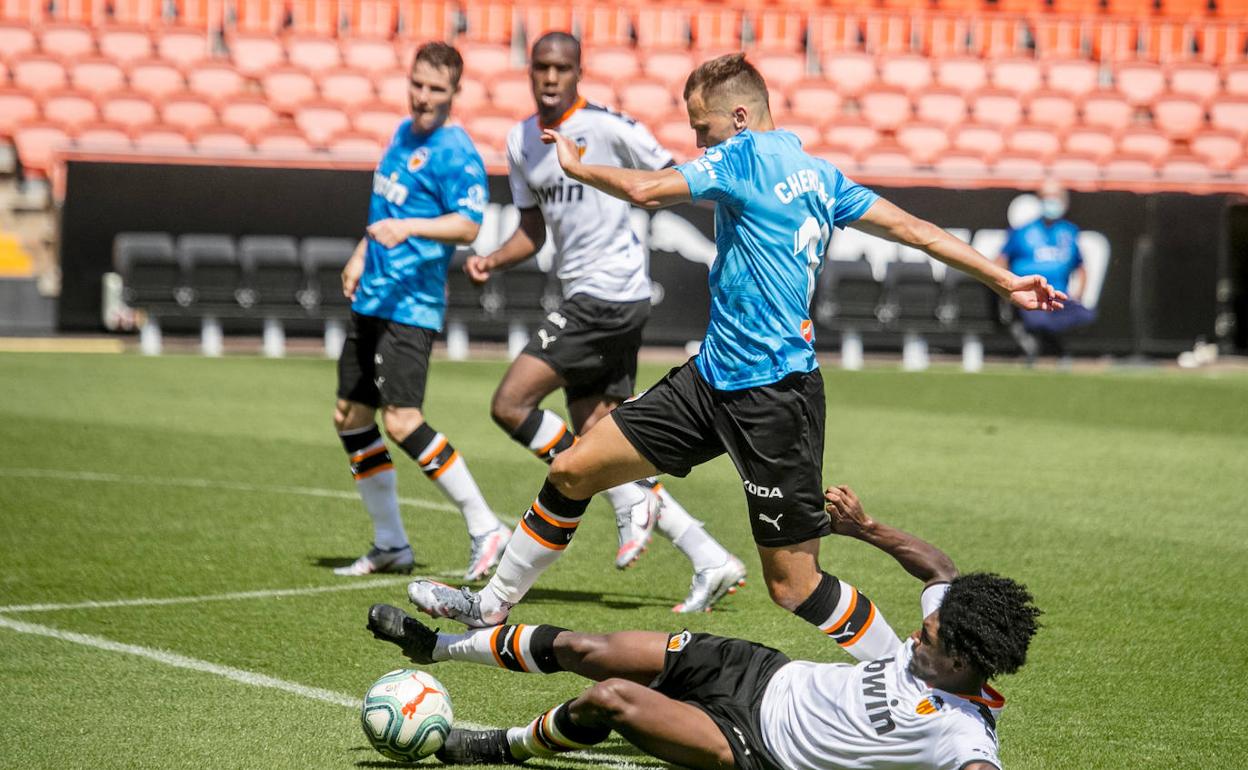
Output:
[907,613,967,688]
[529,41,580,121]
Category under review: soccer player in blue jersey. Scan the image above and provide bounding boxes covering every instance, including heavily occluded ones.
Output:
[410,54,1065,657]
[331,42,509,579]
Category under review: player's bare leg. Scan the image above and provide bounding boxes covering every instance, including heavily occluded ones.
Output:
[489,353,565,435]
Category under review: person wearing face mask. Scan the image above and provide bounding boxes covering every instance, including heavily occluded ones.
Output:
[369,484,1040,770]
[330,42,509,580]
[997,180,1098,366]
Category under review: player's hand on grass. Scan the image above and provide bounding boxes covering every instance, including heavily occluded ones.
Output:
[464,255,491,285]
[367,218,415,248]
[341,253,364,301]
[825,485,876,539]
[540,129,583,176]
[1005,274,1067,312]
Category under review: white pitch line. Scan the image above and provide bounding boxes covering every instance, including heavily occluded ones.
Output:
[0,615,652,769]
[0,467,458,513]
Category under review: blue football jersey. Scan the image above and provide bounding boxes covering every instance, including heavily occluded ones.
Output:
[1000,218,1082,295]
[352,119,488,331]
[674,130,878,390]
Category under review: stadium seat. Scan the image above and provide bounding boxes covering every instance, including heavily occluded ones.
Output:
[1167,62,1220,103]
[219,96,279,141]
[1151,94,1206,139]
[581,5,633,47]
[642,49,697,94]
[98,26,153,64]
[862,14,914,56]
[12,55,67,92]
[353,101,405,143]
[99,92,158,131]
[454,77,488,115]
[14,123,71,176]
[113,232,185,311]
[822,52,877,97]
[860,143,913,175]
[938,267,997,336]
[194,127,252,153]
[937,52,988,92]
[294,102,350,148]
[74,122,133,149]
[327,131,384,158]
[133,127,192,152]
[879,55,934,95]
[1116,63,1167,107]
[1209,97,1248,138]
[1189,130,1242,171]
[824,120,880,155]
[753,9,806,53]
[458,41,513,81]
[41,91,98,132]
[812,258,882,335]
[262,67,318,115]
[342,0,398,38]
[38,23,94,59]
[1159,155,1214,181]
[689,8,741,52]
[933,152,990,179]
[1006,125,1061,160]
[814,148,858,172]
[585,47,641,86]
[1118,127,1173,162]
[178,233,238,309]
[634,5,692,50]
[229,34,285,78]
[288,36,341,73]
[374,71,408,109]
[1194,24,1245,65]
[319,69,376,109]
[161,93,217,134]
[1032,18,1084,61]
[237,235,304,311]
[464,111,514,154]
[489,71,536,120]
[618,81,676,123]
[858,86,912,131]
[913,89,967,129]
[655,118,698,162]
[787,81,843,128]
[68,58,126,98]
[233,0,284,33]
[185,62,244,106]
[128,60,185,100]
[989,58,1044,98]
[300,237,355,316]
[1026,91,1079,131]
[0,89,38,135]
[1101,154,1158,180]
[0,23,36,60]
[970,90,1023,128]
[1048,153,1101,184]
[156,27,211,69]
[950,123,1005,160]
[805,11,859,57]
[895,122,950,165]
[1081,91,1134,131]
[992,152,1046,182]
[579,78,616,108]
[1158,0,1209,17]
[879,261,941,332]
[785,121,823,150]
[341,37,398,74]
[1044,59,1099,99]
[753,51,807,90]
[1064,127,1117,161]
[1091,21,1139,63]
[1225,64,1248,97]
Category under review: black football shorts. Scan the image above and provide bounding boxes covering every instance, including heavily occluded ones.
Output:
[521,293,650,403]
[337,311,435,409]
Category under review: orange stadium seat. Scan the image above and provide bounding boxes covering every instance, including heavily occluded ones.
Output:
[805,11,862,56]
[879,55,933,95]
[454,77,488,115]
[990,58,1044,98]
[1049,154,1101,183]
[1104,0,1156,16]
[128,60,184,100]
[578,77,616,107]
[1116,62,1167,106]
[992,152,1046,183]
[219,95,280,140]
[255,127,314,154]
[1208,96,1248,138]
[1166,62,1220,103]
[753,51,807,90]
[1213,0,1248,16]
[295,102,350,147]
[328,130,385,157]
[39,23,94,58]
[1140,22,1197,64]
[787,81,844,128]
[922,16,977,59]
[1118,126,1173,162]
[1092,21,1140,63]
[134,127,193,152]
[1159,155,1214,181]
[753,9,806,53]
[174,0,221,30]
[98,26,153,64]
[969,89,1023,128]
[0,89,37,135]
[40,90,98,132]
[823,52,877,97]
[99,91,157,131]
[341,38,399,75]
[815,149,858,173]
[1224,64,1248,96]
[690,8,741,52]
[320,69,375,109]
[288,36,341,73]
[1026,91,1079,130]
[0,23,37,59]
[580,6,633,47]
[1081,91,1134,131]
[1101,154,1158,181]
[1159,0,1209,17]
[784,120,823,150]
[156,27,210,68]
[824,120,881,155]
[934,57,988,96]
[618,81,676,123]
[393,0,455,39]
[262,67,317,114]
[353,100,406,143]
[375,72,408,109]
[515,2,574,42]
[585,47,642,86]
[233,0,283,34]
[859,86,913,131]
[74,122,133,149]
[914,89,967,129]
[342,0,398,37]
[950,123,1005,160]
[286,0,340,37]
[895,122,951,164]
[1189,130,1243,170]
[1195,25,1246,65]
[489,71,535,119]
[1044,60,1099,100]
[634,6,691,50]
[459,41,514,81]
[69,58,126,98]
[642,49,696,94]
[12,55,67,92]
[160,92,217,133]
[459,2,513,44]
[934,152,990,179]
[1065,127,1117,161]
[860,143,914,175]
[14,123,71,176]
[1152,93,1206,138]
[229,34,285,78]
[978,16,1024,59]
[465,111,514,154]
[862,14,913,56]
[1031,19,1084,61]
[186,62,245,105]
[1005,125,1061,160]
[194,127,253,153]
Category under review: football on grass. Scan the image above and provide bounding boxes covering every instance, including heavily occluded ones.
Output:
[361,669,453,761]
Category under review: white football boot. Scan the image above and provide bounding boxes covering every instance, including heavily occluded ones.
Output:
[464,525,511,581]
[333,544,414,576]
[672,556,747,613]
[407,579,511,628]
[614,485,660,569]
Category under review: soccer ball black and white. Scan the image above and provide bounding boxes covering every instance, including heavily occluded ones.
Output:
[360,669,453,761]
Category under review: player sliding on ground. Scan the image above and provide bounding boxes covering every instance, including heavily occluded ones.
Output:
[409,53,1064,657]
[370,485,1041,770]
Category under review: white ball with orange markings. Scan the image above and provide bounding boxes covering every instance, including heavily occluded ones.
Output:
[360,668,453,761]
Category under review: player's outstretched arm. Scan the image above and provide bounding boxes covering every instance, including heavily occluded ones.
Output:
[541,129,691,209]
[851,198,1067,312]
[366,213,481,248]
[465,206,547,285]
[825,485,958,587]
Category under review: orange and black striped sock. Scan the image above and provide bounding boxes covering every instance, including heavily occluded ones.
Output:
[482,481,591,609]
[510,701,611,759]
[794,572,900,662]
[399,423,499,536]
[436,623,567,673]
[338,424,404,549]
[511,409,576,463]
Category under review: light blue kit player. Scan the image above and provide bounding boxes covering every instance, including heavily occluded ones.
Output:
[408,54,1066,653]
[332,42,510,582]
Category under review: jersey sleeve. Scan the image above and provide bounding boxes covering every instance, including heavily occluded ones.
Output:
[935,714,1002,770]
[830,168,879,229]
[438,143,489,224]
[920,582,951,619]
[674,138,748,209]
[612,115,673,171]
[999,228,1021,264]
[506,127,537,210]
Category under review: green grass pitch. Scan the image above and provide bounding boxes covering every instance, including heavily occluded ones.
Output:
[1,351,1245,769]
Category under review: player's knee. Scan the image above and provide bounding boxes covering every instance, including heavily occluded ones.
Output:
[335,400,371,433]
[489,388,527,433]
[764,574,809,612]
[381,408,424,443]
[579,679,643,726]
[548,450,594,499]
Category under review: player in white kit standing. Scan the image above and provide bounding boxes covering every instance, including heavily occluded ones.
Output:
[464,32,745,613]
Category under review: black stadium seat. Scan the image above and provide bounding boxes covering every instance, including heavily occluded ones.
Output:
[113,232,187,311]
[498,256,555,322]
[299,237,356,317]
[938,267,999,333]
[177,234,238,310]
[813,257,882,331]
[879,261,941,331]
[238,235,303,312]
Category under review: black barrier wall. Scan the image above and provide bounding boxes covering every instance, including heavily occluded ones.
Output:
[59,160,1239,355]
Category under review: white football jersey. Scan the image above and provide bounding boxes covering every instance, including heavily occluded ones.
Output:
[759,586,1004,770]
[506,98,672,303]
